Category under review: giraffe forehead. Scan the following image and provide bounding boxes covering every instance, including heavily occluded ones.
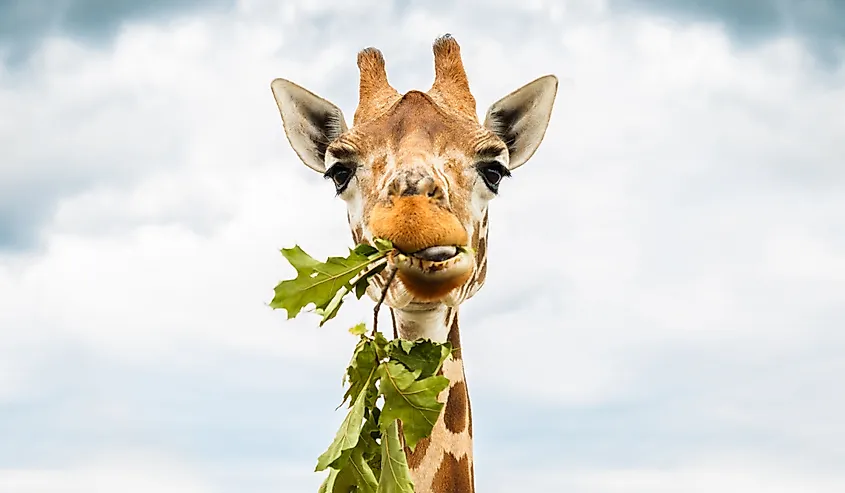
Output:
[342,91,490,176]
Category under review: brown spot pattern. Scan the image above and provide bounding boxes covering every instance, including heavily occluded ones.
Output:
[399,319,418,335]
[472,235,487,289]
[447,316,462,360]
[475,258,487,286]
[351,224,364,244]
[475,236,486,263]
[431,452,473,493]
[443,380,468,433]
[406,435,430,470]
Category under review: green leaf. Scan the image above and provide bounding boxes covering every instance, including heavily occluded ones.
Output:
[317,288,348,326]
[342,338,379,408]
[318,468,340,493]
[359,410,382,479]
[319,466,358,493]
[378,361,450,451]
[354,262,386,300]
[373,332,390,361]
[349,323,368,336]
[318,420,380,493]
[376,420,415,493]
[316,383,368,471]
[352,243,379,257]
[388,340,452,379]
[270,245,382,321]
[359,410,381,453]
[373,238,394,252]
[354,280,369,300]
[348,447,378,493]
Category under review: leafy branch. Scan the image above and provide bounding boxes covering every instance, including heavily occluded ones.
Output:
[270,240,453,492]
[270,239,393,326]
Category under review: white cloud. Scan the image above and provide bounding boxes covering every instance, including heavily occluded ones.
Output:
[483,455,845,493]
[0,452,214,493]
[1,0,843,492]
[458,11,845,409]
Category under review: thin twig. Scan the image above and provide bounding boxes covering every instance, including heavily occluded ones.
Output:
[372,265,398,337]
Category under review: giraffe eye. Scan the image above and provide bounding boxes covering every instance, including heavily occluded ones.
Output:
[476,161,510,193]
[324,162,356,193]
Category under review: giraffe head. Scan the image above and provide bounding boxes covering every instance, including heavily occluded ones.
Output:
[271,35,557,312]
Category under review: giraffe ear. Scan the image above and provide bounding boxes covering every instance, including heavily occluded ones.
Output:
[483,75,558,170]
[271,78,349,173]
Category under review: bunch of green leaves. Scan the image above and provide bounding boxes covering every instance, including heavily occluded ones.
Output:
[317,326,452,493]
[269,241,454,492]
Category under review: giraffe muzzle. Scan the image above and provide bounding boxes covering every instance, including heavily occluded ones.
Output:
[368,196,468,254]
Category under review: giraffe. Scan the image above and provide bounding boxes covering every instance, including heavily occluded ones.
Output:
[271,35,557,492]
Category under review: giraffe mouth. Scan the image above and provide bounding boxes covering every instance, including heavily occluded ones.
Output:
[389,245,474,301]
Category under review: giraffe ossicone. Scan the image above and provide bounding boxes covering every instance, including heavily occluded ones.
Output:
[271,34,557,493]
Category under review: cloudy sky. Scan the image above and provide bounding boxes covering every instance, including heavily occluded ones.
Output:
[1,0,844,491]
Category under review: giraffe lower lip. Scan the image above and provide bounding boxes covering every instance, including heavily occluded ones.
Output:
[390,249,474,302]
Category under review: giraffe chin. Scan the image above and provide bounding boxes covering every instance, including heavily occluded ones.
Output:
[391,250,474,303]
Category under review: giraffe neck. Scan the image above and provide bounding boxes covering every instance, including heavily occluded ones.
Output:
[392,306,475,493]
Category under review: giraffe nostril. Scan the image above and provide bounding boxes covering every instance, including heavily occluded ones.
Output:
[387,173,444,200]
[420,177,442,199]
